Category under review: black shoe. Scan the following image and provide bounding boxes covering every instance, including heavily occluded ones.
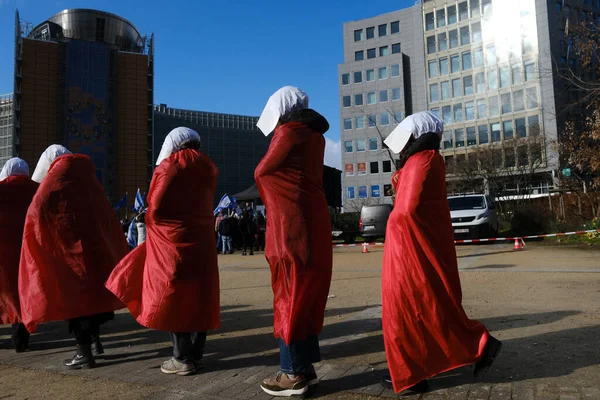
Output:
[381,376,428,394]
[242,251,247,256]
[64,345,96,370]
[14,343,28,353]
[249,251,254,256]
[91,340,104,356]
[474,336,502,378]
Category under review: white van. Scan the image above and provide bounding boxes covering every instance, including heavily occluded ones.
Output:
[448,195,499,239]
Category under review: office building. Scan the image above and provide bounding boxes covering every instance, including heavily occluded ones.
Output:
[0,94,13,166]
[153,104,271,206]
[12,9,154,201]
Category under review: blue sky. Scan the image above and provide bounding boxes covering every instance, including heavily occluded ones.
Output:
[0,0,415,168]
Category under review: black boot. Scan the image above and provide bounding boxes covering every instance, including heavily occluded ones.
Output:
[64,345,96,370]
[473,335,502,378]
[91,339,104,356]
[381,375,428,394]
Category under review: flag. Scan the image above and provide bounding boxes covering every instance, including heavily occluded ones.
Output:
[213,194,236,215]
[127,220,137,249]
[133,189,145,213]
[114,194,127,210]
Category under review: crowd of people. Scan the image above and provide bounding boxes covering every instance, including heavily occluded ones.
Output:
[0,86,501,397]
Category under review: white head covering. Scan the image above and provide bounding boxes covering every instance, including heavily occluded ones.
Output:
[383,111,444,154]
[156,127,201,166]
[0,157,30,181]
[31,144,72,183]
[257,86,309,136]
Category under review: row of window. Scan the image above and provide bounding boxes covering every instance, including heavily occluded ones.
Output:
[424,0,490,31]
[354,21,400,42]
[428,50,537,79]
[354,43,401,61]
[345,159,395,175]
[441,115,540,149]
[430,88,539,125]
[341,64,401,85]
[557,1,600,25]
[343,111,404,131]
[427,22,481,54]
[347,184,393,200]
[342,88,402,108]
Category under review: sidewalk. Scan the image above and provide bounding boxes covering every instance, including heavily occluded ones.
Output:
[1,244,599,399]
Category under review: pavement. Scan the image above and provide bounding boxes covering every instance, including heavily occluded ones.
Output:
[1,243,599,399]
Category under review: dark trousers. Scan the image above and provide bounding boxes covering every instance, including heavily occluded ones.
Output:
[12,323,30,350]
[170,332,207,363]
[242,234,254,253]
[256,232,265,251]
[68,314,104,346]
[279,335,321,375]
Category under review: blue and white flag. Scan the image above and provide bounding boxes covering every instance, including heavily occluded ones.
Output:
[213,194,236,215]
[114,194,127,210]
[133,189,145,213]
[127,220,137,248]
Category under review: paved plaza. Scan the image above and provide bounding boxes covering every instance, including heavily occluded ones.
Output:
[1,243,599,399]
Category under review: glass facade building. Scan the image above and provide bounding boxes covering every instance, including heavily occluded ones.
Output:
[0,94,13,166]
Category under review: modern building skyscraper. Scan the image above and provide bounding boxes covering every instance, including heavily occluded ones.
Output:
[0,94,13,166]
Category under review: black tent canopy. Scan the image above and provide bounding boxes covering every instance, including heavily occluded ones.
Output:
[233,184,261,201]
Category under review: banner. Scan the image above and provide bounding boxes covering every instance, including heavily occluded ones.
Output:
[345,163,354,177]
[371,185,381,198]
[384,184,394,197]
[347,187,355,199]
[357,162,367,176]
[358,186,368,199]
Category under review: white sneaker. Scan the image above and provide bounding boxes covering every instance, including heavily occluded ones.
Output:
[160,358,195,376]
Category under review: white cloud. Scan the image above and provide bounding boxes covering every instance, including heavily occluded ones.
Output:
[324,137,342,170]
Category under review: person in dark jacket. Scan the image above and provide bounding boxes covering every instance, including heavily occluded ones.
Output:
[239,210,256,255]
[255,211,266,252]
[218,212,233,254]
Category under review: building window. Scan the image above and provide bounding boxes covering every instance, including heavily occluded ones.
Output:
[391,21,400,34]
[465,101,475,120]
[368,114,377,127]
[354,71,363,83]
[512,64,523,84]
[392,43,401,54]
[503,120,514,139]
[380,46,390,57]
[343,118,353,130]
[392,88,401,101]
[459,1,469,20]
[354,29,364,42]
[501,93,512,114]
[430,83,440,102]
[369,138,378,150]
[479,125,489,144]
[474,48,484,67]
[437,9,446,27]
[355,51,364,61]
[460,26,470,45]
[379,67,388,79]
[528,115,540,136]
[344,141,353,152]
[356,116,366,129]
[472,22,482,43]
[431,107,441,118]
[355,93,364,106]
[475,72,485,93]
[366,69,375,81]
[467,127,477,146]
[426,12,435,30]
[394,111,403,123]
[440,57,449,75]
[442,105,452,125]
[489,96,499,116]
[462,51,472,70]
[491,122,501,142]
[342,73,350,85]
[486,45,496,65]
[367,48,376,59]
[381,112,390,126]
[464,75,474,95]
[525,62,536,81]
[454,103,463,122]
[499,66,510,88]
[441,81,451,100]
[448,5,457,24]
[526,87,539,108]
[516,117,526,137]
[451,55,460,73]
[366,26,375,39]
[513,90,524,111]
[452,78,462,97]
[356,139,366,152]
[391,64,400,77]
[477,99,487,118]
[380,90,389,102]
[487,69,498,90]
[449,29,459,48]
[471,0,481,16]
[367,92,376,105]
[370,161,380,174]
[428,60,439,78]
[383,160,392,173]
[455,128,465,147]
[359,186,368,199]
[379,24,388,36]
[444,131,454,149]
[438,32,448,51]
[343,96,352,107]
[427,36,436,54]
[347,187,355,199]
[506,147,516,168]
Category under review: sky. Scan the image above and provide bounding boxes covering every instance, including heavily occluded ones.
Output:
[0,0,415,169]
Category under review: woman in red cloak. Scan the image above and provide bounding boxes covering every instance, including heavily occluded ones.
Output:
[19,145,128,369]
[106,127,220,377]
[381,112,502,395]
[0,158,38,352]
[255,86,333,397]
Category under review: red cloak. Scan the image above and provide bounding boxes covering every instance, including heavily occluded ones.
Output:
[255,111,333,345]
[106,149,220,332]
[18,154,127,332]
[0,176,38,325]
[382,150,489,393]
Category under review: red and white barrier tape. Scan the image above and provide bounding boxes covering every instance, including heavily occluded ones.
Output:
[333,242,384,247]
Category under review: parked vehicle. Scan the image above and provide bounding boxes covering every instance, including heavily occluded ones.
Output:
[448,194,499,239]
[359,204,393,240]
[332,211,360,244]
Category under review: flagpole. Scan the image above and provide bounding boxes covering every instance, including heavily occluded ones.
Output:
[125,191,128,220]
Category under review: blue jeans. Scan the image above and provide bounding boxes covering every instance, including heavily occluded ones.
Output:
[216,233,222,251]
[222,235,232,254]
[279,335,321,374]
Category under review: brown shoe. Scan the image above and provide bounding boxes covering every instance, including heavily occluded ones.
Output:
[260,371,308,397]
